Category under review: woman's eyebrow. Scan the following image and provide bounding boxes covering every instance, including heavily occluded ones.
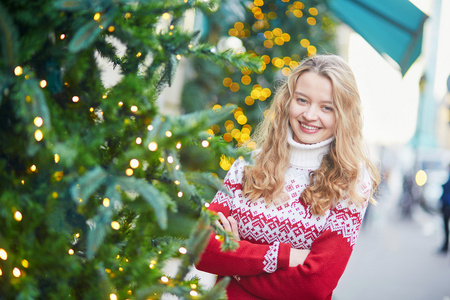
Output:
[294,91,333,104]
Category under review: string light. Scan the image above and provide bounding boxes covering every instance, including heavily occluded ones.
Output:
[60,34,65,40]
[125,12,131,19]
[204,202,210,208]
[40,80,47,88]
[110,294,118,300]
[72,96,79,103]
[21,180,25,185]
[111,221,120,230]
[162,13,171,20]
[14,66,23,76]
[174,180,180,185]
[176,54,181,60]
[54,154,60,163]
[178,247,187,254]
[190,290,199,297]
[12,268,21,278]
[130,159,139,169]
[34,117,43,127]
[22,259,29,268]
[160,276,169,283]
[165,131,172,137]
[147,125,154,131]
[108,26,115,32]
[148,142,158,151]
[0,249,7,260]
[167,156,174,164]
[175,165,180,170]
[30,165,37,172]
[34,129,43,141]
[103,198,110,207]
[201,140,209,147]
[131,105,138,112]
[176,142,181,149]
[118,101,123,107]
[125,168,133,176]
[177,191,183,198]
[14,211,22,221]
[94,13,101,21]
[135,137,142,144]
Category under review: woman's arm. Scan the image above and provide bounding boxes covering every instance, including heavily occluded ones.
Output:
[195,160,293,277]
[235,195,370,300]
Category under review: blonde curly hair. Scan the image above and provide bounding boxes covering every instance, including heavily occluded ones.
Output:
[242,54,380,215]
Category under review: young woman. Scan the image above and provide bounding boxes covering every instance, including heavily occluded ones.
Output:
[196,54,380,299]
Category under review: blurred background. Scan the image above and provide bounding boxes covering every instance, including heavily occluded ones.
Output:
[100,0,450,298]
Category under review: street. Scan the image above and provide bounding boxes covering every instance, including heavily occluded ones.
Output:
[334,202,450,300]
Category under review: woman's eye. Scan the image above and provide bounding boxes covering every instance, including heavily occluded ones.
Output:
[323,106,334,111]
[297,98,307,103]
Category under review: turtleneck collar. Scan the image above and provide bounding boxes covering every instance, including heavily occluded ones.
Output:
[287,128,334,169]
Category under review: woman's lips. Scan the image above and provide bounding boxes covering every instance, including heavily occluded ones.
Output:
[299,121,320,133]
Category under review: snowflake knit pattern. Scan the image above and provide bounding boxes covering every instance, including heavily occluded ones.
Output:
[196,134,372,300]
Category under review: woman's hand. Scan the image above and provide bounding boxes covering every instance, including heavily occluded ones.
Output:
[289,248,311,267]
[215,212,240,241]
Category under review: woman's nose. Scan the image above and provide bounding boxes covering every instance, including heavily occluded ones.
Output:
[303,106,318,121]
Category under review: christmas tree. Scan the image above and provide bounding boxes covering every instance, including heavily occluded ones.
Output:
[0,0,260,298]
[181,0,336,174]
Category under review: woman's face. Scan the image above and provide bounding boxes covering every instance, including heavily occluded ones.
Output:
[289,72,337,144]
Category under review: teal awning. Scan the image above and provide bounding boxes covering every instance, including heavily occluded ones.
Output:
[329,0,428,76]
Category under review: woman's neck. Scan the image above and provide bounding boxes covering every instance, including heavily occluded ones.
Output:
[287,129,333,169]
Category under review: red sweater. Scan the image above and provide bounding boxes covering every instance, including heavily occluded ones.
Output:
[196,137,372,299]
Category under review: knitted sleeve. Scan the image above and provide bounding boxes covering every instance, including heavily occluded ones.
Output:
[235,170,373,300]
[195,159,291,277]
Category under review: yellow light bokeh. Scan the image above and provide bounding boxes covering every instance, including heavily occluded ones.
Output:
[34,117,43,127]
[201,140,209,148]
[39,80,47,88]
[125,168,133,176]
[14,211,22,221]
[54,153,60,163]
[94,13,101,21]
[241,75,251,85]
[245,96,255,106]
[0,249,7,260]
[307,17,316,25]
[103,198,110,207]
[22,259,29,268]
[12,268,21,278]
[165,131,172,137]
[230,82,240,92]
[72,96,80,103]
[161,276,169,283]
[111,221,121,230]
[415,170,427,186]
[34,129,43,142]
[14,66,23,76]
[237,115,248,125]
[130,158,139,169]
[135,137,142,145]
[148,142,158,151]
